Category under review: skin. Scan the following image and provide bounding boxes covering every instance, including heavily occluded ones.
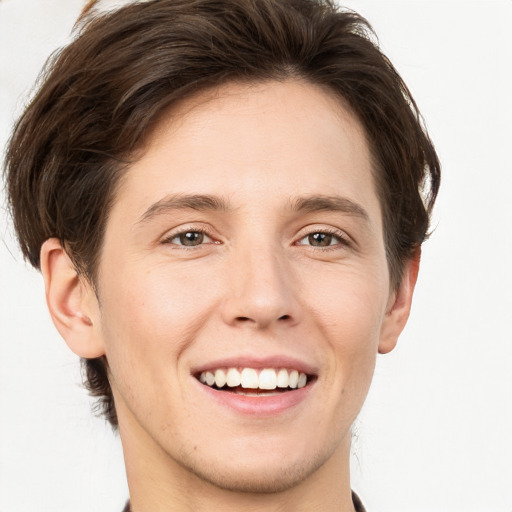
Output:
[41,80,418,512]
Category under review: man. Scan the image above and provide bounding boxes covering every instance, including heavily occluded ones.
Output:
[4,1,440,510]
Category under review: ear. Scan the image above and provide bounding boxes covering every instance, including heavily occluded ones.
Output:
[40,238,105,358]
[378,248,421,354]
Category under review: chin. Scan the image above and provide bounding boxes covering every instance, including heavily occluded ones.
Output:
[185,457,324,494]
[173,439,336,494]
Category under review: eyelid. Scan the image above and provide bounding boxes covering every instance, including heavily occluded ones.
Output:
[160,224,219,246]
[295,226,352,248]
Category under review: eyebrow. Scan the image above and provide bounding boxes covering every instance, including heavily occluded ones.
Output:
[137,193,232,224]
[136,193,369,224]
[290,195,370,222]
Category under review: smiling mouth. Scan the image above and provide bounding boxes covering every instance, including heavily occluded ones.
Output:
[196,367,314,395]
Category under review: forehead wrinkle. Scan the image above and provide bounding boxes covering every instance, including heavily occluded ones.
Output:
[136,193,234,225]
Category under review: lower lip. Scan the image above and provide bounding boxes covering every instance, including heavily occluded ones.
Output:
[195,379,314,416]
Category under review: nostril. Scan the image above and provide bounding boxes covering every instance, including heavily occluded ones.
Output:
[232,314,293,325]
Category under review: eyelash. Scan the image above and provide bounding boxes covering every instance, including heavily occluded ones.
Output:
[296,228,351,250]
[161,226,218,248]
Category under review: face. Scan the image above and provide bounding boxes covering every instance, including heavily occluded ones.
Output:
[89,80,402,492]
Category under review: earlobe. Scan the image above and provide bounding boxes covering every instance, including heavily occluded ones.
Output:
[378,248,421,354]
[40,238,105,358]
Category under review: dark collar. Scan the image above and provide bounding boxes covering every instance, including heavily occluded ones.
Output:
[352,490,367,512]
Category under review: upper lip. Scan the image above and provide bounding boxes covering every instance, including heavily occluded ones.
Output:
[191,355,318,377]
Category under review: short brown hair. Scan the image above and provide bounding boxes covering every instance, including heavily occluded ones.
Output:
[4,0,440,427]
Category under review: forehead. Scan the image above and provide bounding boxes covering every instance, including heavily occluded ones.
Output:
[113,79,380,224]
[149,79,366,147]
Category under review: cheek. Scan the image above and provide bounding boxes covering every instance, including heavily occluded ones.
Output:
[102,259,215,332]
[303,263,388,392]
[97,263,221,390]
[305,260,389,339]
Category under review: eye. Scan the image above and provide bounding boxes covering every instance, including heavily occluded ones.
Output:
[166,230,213,246]
[297,231,347,247]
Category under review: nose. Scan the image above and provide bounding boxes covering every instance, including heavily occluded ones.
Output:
[220,246,301,330]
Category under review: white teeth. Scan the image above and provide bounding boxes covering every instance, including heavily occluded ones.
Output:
[241,368,259,389]
[276,368,289,388]
[199,367,310,391]
[258,368,277,390]
[214,369,226,388]
[289,370,299,389]
[205,371,215,386]
[226,368,241,387]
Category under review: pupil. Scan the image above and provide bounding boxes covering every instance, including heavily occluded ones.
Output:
[181,232,203,246]
[309,233,331,246]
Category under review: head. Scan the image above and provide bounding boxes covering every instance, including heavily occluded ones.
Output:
[5,0,439,487]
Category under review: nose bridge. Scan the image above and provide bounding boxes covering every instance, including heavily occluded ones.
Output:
[221,239,299,328]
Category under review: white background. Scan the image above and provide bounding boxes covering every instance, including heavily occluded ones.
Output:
[1,1,511,511]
